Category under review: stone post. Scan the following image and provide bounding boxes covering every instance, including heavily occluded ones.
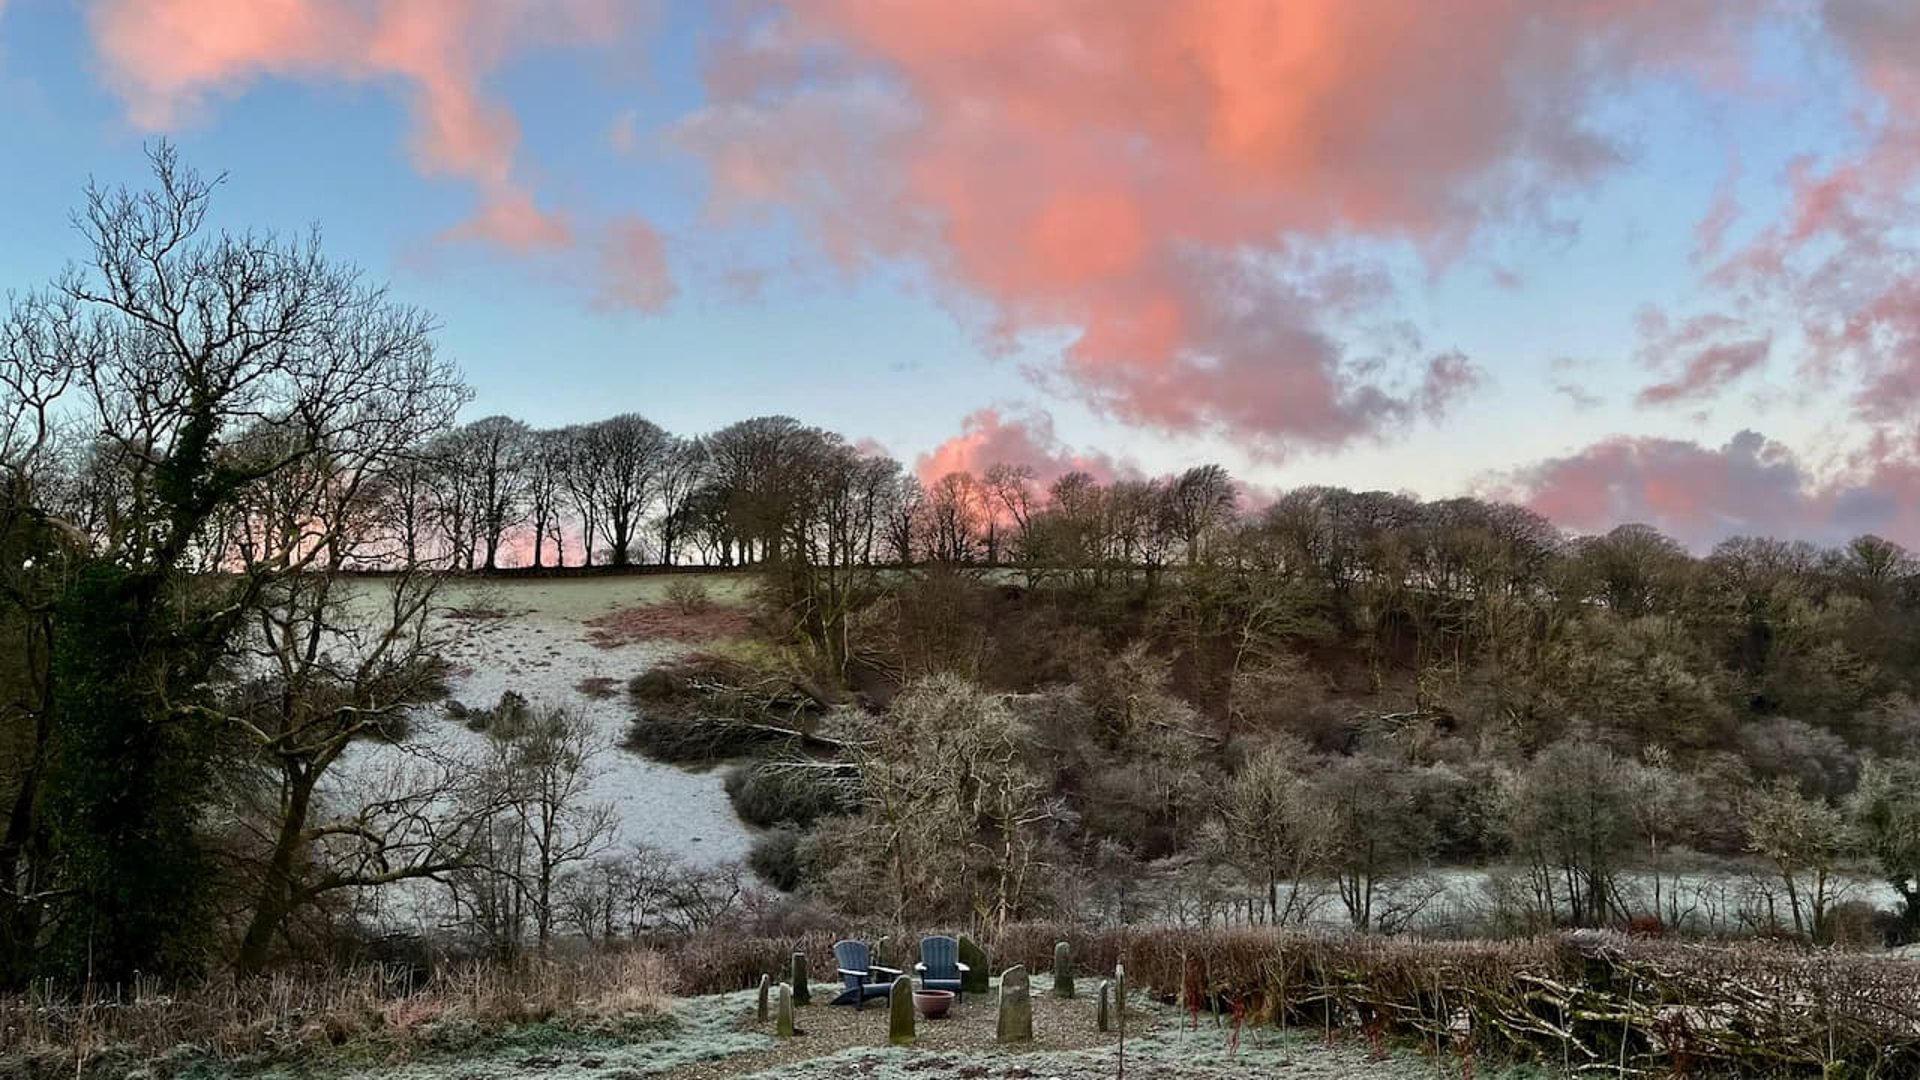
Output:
[1052,941,1075,998]
[888,975,915,1046]
[958,934,990,995]
[776,982,795,1038]
[996,965,1033,1044]
[1097,979,1112,1032]
[757,974,771,1021]
[790,951,810,1006]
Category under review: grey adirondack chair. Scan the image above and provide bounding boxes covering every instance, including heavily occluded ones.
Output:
[831,939,900,1008]
[914,935,969,1002]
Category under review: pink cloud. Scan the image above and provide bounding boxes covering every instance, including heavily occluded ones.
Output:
[443,189,573,253]
[914,407,1132,490]
[1494,429,1920,550]
[591,217,677,313]
[1683,3,1920,427]
[86,0,671,298]
[1633,327,1772,407]
[678,0,1747,455]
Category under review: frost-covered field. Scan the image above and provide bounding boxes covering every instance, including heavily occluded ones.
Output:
[420,576,760,867]
[330,573,764,930]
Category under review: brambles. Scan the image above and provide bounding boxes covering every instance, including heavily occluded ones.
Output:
[666,577,713,614]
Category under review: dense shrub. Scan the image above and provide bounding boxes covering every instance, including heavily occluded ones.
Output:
[625,711,780,764]
[664,577,713,614]
[724,762,857,828]
[747,827,805,891]
[448,689,530,734]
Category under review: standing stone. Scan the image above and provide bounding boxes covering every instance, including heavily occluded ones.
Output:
[1052,941,1075,998]
[1097,979,1112,1032]
[757,974,771,1021]
[996,965,1033,1044]
[958,935,990,995]
[888,975,915,1046]
[790,952,810,1006]
[776,982,795,1038]
[1114,964,1128,1035]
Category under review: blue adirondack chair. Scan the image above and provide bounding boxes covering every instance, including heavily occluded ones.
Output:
[914,935,969,1002]
[831,939,899,1008]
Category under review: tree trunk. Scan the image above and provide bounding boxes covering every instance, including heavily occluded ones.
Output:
[237,772,315,975]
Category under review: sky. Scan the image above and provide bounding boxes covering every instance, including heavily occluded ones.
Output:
[2,0,1919,550]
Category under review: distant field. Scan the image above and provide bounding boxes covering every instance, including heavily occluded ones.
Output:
[421,569,763,620]
[332,570,767,896]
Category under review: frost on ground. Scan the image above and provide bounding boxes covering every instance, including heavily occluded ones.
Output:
[728,1029,1455,1080]
[192,992,771,1080]
[212,982,1534,1080]
[699,979,1541,1080]
[327,575,762,929]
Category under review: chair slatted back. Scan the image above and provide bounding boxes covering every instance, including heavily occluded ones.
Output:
[919,935,958,979]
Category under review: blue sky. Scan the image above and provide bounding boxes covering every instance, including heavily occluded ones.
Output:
[2,1,1916,547]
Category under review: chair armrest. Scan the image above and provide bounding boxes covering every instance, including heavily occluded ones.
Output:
[837,968,868,978]
[955,962,971,972]
[872,964,903,978]
[913,962,927,972]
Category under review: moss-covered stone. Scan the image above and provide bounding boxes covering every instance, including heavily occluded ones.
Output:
[790,952,810,1006]
[957,934,989,995]
[888,975,914,1046]
[995,965,1032,1044]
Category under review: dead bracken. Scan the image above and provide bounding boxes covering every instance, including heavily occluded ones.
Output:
[585,603,758,648]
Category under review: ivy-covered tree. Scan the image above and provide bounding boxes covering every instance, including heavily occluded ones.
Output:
[1,144,463,983]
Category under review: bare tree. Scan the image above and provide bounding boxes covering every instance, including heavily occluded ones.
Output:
[653,435,709,566]
[457,415,532,570]
[1504,738,1634,927]
[215,424,478,972]
[1302,754,1433,931]
[0,296,81,982]
[2,143,468,981]
[707,415,808,564]
[922,471,986,565]
[561,425,606,567]
[524,427,570,568]
[1746,779,1853,941]
[475,706,616,958]
[583,414,669,566]
[773,432,905,677]
[425,431,479,569]
[841,675,1058,929]
[1223,741,1324,925]
[982,463,1038,560]
[1164,464,1237,565]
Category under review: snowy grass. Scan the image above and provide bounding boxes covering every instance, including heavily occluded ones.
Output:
[9,970,1559,1080]
[718,995,1549,1080]
[333,572,763,910]
[429,574,762,624]
[1,953,683,1080]
[178,991,771,1080]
